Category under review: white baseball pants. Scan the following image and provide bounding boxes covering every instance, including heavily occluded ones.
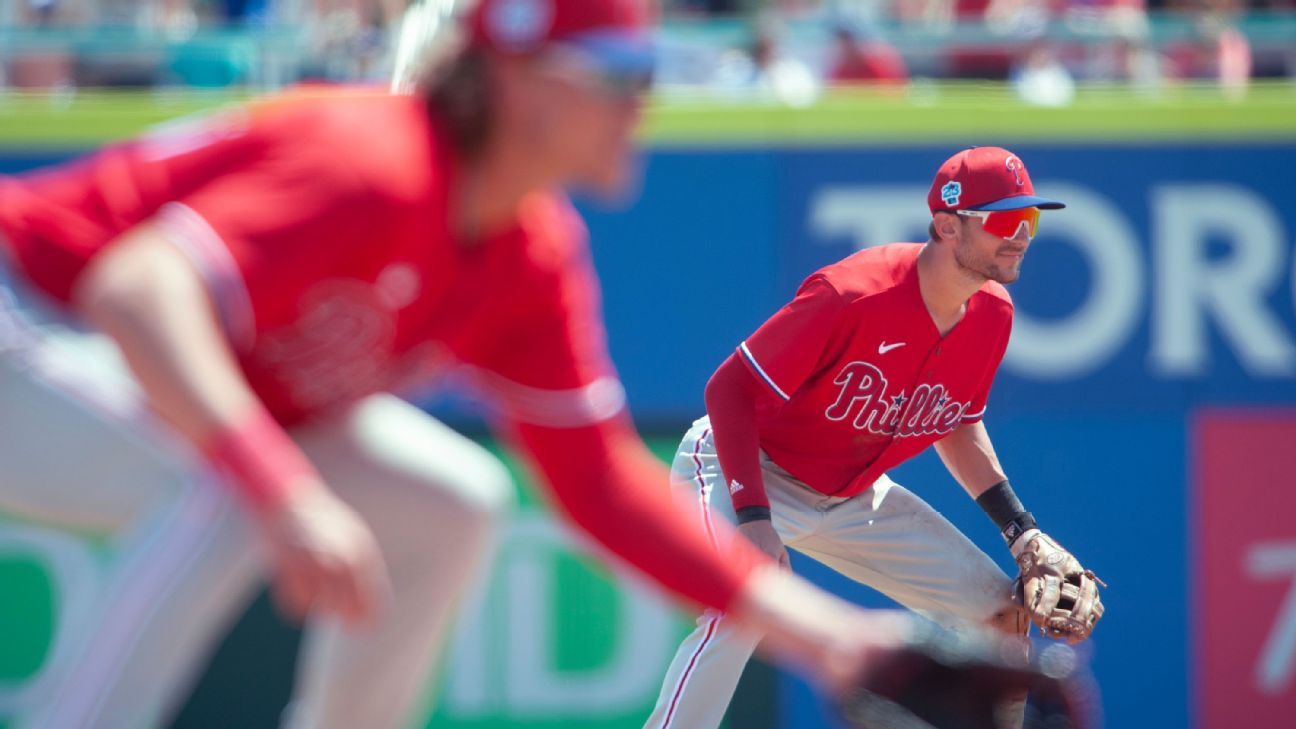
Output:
[0,275,514,729]
[645,416,1016,729]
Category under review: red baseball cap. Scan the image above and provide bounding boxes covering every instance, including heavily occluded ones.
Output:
[469,0,655,75]
[927,147,1065,213]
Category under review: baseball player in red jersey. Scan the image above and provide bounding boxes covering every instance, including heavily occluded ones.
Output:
[0,2,917,727]
[646,147,1106,729]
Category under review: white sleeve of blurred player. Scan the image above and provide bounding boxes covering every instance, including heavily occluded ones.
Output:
[390,0,466,94]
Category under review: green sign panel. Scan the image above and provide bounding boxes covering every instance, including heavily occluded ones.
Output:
[0,438,714,729]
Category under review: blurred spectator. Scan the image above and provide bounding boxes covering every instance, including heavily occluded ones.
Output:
[713,25,820,105]
[1060,0,1149,30]
[1055,0,1154,87]
[20,0,83,25]
[0,0,1286,92]
[1098,35,1167,87]
[96,1,200,87]
[749,28,819,102]
[85,0,199,30]
[771,0,823,16]
[664,0,820,15]
[216,0,272,24]
[1011,41,1077,104]
[827,23,910,85]
[1076,13,1162,84]
[667,0,749,15]
[1165,12,1252,94]
[295,0,404,82]
[4,0,89,89]
[936,0,1052,78]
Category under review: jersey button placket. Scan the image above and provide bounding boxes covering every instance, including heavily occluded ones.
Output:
[926,344,943,378]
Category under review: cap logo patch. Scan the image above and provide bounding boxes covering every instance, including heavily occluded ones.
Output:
[486,0,553,50]
[1005,156,1025,186]
[940,181,962,207]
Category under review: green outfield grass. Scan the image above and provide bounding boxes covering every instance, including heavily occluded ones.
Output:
[646,81,1296,143]
[1,81,1294,148]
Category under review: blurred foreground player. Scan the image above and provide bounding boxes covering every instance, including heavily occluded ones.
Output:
[646,147,1105,729]
[0,1,914,727]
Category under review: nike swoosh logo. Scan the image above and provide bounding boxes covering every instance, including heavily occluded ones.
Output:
[878,341,906,354]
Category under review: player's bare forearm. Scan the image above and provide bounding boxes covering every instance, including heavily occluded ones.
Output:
[70,220,258,445]
[512,415,767,612]
[72,220,391,623]
[732,566,914,692]
[938,424,1107,642]
[932,420,1007,500]
[513,415,922,690]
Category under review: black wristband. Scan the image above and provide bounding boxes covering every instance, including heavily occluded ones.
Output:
[735,506,772,524]
[975,480,1038,547]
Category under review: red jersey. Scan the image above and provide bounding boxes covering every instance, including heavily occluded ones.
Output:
[0,90,617,428]
[0,88,763,612]
[735,243,1012,501]
[829,44,909,86]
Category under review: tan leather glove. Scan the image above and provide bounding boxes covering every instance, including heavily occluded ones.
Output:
[1011,530,1105,643]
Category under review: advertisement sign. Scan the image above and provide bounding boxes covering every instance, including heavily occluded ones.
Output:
[0,447,696,729]
[583,143,1296,418]
[1196,410,1296,729]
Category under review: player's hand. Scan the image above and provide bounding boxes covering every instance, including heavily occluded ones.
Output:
[738,519,790,569]
[255,482,393,626]
[732,564,912,693]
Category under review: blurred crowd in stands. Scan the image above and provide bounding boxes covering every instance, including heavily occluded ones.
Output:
[0,0,1292,103]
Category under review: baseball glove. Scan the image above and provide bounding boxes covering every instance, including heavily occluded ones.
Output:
[837,622,1096,729]
[1012,531,1105,643]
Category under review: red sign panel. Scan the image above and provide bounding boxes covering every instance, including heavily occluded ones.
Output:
[1196,410,1296,729]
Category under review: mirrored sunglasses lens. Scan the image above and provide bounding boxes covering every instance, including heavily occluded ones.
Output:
[1024,207,1040,236]
[985,208,1039,238]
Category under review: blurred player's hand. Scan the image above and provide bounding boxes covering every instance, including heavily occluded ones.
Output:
[836,619,1097,729]
[734,565,913,693]
[257,483,393,625]
[738,519,790,569]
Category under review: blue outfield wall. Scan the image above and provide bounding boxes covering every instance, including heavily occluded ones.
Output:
[578,143,1296,729]
[584,144,1296,416]
[3,142,1294,729]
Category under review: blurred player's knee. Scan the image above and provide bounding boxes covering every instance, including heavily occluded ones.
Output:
[441,445,514,540]
[402,449,512,540]
[303,394,516,544]
[411,417,514,529]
